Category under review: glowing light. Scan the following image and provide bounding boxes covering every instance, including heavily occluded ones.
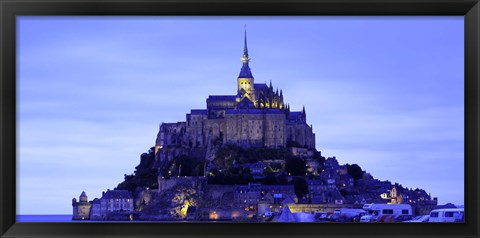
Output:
[210,211,219,220]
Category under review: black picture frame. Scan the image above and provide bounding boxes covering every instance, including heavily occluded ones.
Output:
[1,0,478,237]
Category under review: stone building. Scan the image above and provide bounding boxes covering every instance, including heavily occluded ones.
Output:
[155,30,315,161]
[72,191,91,220]
[89,198,102,220]
[99,190,134,216]
[234,183,297,211]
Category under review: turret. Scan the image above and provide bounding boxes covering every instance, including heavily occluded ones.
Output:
[79,191,88,202]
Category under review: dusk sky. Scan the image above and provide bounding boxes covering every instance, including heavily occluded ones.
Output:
[17,16,464,215]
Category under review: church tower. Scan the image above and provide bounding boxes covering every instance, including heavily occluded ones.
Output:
[237,27,255,103]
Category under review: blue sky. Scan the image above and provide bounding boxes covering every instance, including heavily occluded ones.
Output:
[17,16,464,215]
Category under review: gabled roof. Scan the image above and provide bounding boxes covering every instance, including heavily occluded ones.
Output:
[102,190,133,199]
[237,96,255,109]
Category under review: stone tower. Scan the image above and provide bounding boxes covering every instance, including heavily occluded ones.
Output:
[72,191,92,220]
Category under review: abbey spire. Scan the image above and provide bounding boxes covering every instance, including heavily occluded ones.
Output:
[238,26,253,79]
[243,26,249,59]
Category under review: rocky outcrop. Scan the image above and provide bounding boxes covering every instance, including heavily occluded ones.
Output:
[137,177,238,220]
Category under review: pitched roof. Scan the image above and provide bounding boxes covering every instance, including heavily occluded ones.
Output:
[102,190,133,199]
[190,109,207,115]
[207,95,237,102]
[254,83,268,90]
[277,206,297,222]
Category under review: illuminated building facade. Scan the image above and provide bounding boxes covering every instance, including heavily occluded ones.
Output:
[155,30,315,156]
[99,190,134,216]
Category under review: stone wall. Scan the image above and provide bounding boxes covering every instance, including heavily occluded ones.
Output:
[155,107,316,158]
[157,176,205,194]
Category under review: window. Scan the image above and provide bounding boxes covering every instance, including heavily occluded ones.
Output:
[430,212,439,217]
[382,209,394,215]
[445,212,455,217]
[402,209,409,214]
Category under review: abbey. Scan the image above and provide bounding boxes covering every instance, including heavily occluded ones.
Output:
[155,31,315,155]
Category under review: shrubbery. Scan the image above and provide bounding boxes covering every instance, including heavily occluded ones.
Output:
[116,147,159,194]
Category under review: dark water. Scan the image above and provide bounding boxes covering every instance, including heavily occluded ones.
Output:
[16,215,134,222]
[17,215,79,222]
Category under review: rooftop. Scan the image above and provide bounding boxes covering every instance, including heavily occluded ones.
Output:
[207,95,237,102]
[190,109,208,115]
[102,190,133,199]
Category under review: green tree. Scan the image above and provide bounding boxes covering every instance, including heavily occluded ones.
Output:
[116,147,159,195]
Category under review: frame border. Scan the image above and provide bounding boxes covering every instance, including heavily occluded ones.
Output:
[1,0,479,237]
